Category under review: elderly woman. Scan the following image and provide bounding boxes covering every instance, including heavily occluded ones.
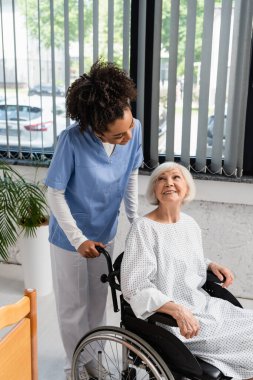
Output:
[121,162,253,379]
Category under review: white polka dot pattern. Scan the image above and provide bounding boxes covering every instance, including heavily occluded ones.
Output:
[121,214,253,378]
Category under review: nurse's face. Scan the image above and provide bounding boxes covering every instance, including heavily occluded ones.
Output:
[98,108,135,145]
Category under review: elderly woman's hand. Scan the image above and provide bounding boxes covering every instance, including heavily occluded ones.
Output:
[208,262,234,288]
[157,302,200,339]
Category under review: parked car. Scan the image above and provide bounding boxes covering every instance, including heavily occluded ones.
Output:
[28,84,65,97]
[207,114,227,146]
[0,96,66,152]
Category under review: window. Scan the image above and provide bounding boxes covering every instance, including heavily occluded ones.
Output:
[1,0,252,178]
[131,0,253,177]
[0,0,131,161]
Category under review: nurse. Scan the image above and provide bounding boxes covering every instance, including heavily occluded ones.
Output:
[45,60,143,380]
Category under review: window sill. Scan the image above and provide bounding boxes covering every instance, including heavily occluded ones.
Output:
[139,168,253,184]
[139,169,253,205]
[191,172,253,184]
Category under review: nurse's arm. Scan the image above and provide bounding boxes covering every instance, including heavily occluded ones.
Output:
[123,169,139,223]
[46,187,96,254]
[47,187,105,258]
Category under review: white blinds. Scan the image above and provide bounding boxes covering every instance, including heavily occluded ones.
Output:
[135,0,253,177]
[223,0,253,177]
[0,0,131,160]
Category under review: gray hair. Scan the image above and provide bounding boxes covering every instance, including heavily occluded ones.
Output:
[146,162,196,205]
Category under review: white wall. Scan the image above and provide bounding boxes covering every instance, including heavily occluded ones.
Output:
[7,166,253,299]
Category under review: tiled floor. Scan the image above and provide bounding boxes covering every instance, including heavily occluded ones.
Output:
[0,262,252,380]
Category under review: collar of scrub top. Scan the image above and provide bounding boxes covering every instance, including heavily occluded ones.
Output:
[87,125,103,144]
[86,121,140,162]
[86,125,119,160]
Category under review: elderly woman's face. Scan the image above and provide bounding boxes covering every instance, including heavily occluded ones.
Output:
[154,168,188,205]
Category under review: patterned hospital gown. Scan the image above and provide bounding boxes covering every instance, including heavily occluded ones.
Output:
[121,213,253,379]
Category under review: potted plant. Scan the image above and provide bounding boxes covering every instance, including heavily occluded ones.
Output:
[0,161,52,295]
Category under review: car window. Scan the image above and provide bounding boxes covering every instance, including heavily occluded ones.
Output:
[0,105,41,120]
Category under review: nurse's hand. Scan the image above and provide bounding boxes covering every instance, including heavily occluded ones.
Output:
[77,240,106,258]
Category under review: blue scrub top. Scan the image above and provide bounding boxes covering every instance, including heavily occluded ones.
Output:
[45,119,143,251]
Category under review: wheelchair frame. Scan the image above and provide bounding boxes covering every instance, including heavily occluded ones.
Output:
[71,248,242,380]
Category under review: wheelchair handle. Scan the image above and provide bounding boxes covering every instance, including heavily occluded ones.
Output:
[95,246,120,313]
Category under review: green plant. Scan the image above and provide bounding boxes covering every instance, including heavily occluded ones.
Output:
[0,162,48,261]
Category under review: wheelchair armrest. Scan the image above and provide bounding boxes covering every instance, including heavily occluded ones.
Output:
[147,312,178,327]
[121,297,178,327]
[206,270,224,284]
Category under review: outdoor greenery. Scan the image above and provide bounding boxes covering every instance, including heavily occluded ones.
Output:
[162,0,203,75]
[17,0,224,77]
[17,0,215,74]
[0,162,48,261]
[18,0,93,50]
[18,0,126,69]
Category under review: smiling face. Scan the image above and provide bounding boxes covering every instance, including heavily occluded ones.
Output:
[154,168,189,205]
[97,108,135,145]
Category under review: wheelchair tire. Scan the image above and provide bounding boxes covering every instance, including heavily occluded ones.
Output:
[71,326,175,380]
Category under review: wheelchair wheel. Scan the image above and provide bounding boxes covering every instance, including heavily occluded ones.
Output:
[71,326,175,380]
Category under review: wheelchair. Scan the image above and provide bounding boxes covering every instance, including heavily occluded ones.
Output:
[71,247,242,380]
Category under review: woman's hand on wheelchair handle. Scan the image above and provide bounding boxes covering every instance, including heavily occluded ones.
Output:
[157,302,200,339]
[208,262,234,288]
[77,240,106,258]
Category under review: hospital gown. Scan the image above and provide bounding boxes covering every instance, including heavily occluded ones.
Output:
[121,213,253,378]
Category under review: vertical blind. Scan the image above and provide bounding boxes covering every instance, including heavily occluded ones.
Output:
[223,0,253,177]
[0,0,252,178]
[0,0,131,161]
[135,0,253,177]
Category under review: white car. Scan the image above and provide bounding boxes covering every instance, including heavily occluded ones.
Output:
[0,96,67,152]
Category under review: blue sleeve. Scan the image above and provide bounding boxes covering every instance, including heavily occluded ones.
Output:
[44,129,74,190]
[133,119,144,170]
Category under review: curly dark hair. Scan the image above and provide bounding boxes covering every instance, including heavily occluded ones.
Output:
[66,60,137,133]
